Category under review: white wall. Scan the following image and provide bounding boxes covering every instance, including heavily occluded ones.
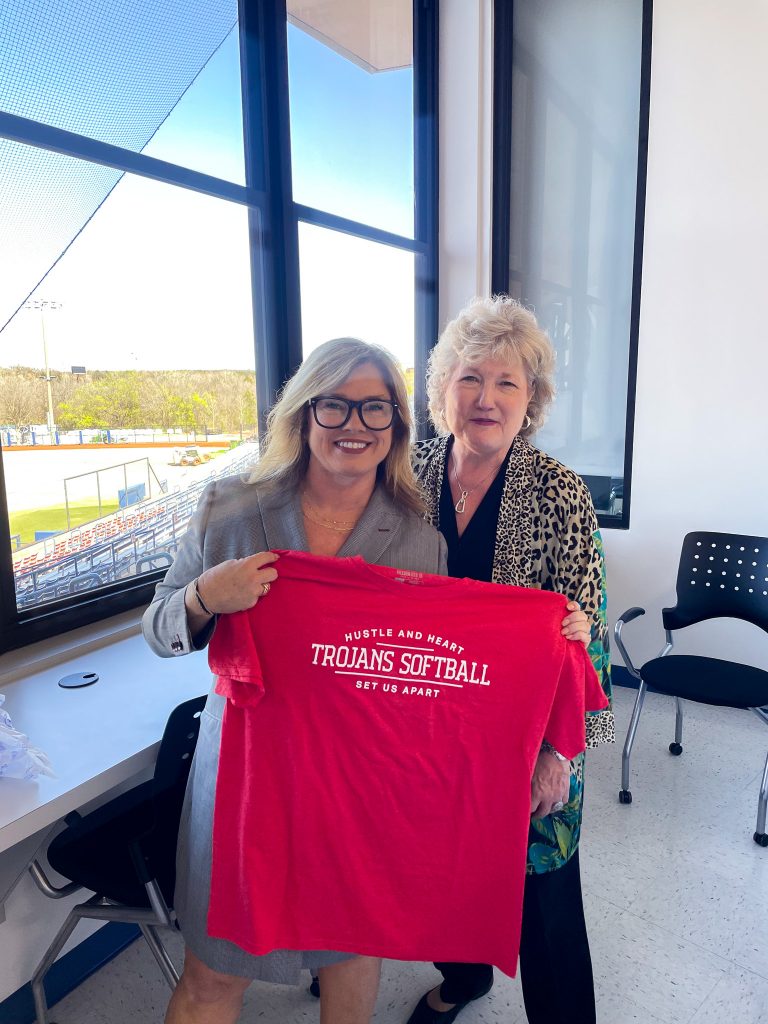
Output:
[606,0,768,669]
[439,0,494,310]
[440,0,768,671]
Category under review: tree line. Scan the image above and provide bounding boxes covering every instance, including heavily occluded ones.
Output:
[0,367,258,433]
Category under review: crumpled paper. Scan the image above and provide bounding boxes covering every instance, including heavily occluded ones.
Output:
[0,694,55,780]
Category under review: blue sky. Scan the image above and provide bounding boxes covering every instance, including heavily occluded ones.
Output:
[1,14,416,373]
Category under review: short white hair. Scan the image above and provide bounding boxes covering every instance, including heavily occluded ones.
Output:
[427,295,556,436]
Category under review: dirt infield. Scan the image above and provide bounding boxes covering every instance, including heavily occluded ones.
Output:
[2,445,241,515]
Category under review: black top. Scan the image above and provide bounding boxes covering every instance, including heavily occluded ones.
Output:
[438,442,513,584]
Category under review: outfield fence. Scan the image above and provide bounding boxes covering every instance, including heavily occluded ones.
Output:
[2,427,252,447]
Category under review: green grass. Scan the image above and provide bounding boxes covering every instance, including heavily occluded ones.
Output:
[10,500,120,545]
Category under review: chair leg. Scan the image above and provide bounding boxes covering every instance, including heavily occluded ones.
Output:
[670,697,684,755]
[138,923,180,988]
[620,680,647,804]
[31,905,87,1024]
[31,892,179,1023]
[754,749,768,847]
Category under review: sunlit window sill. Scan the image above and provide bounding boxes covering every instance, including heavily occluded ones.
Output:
[0,609,145,689]
[0,607,210,857]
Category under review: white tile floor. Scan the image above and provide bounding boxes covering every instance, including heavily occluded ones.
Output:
[49,686,768,1024]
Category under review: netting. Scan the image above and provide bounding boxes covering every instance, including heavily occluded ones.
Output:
[0,0,238,332]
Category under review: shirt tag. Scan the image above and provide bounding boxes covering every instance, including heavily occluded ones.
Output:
[391,569,426,585]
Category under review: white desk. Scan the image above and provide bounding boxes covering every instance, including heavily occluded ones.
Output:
[0,629,211,856]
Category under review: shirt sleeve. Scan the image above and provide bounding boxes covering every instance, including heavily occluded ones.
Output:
[208,609,266,709]
[543,642,609,761]
[141,480,217,658]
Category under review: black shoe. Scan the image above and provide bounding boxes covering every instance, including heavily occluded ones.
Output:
[405,980,493,1024]
[309,975,320,998]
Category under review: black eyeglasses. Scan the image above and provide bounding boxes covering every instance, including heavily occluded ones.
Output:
[309,396,399,431]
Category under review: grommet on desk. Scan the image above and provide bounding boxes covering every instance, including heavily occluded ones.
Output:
[58,672,99,689]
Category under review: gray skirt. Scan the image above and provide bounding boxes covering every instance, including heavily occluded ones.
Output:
[174,693,352,983]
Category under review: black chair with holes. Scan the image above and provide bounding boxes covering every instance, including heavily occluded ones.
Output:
[579,474,613,514]
[614,531,768,846]
[28,694,206,1024]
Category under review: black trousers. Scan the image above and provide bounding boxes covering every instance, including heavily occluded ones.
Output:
[435,849,595,1024]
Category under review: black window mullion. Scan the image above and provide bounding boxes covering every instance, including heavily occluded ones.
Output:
[490,0,513,294]
[0,450,18,639]
[413,0,439,439]
[240,0,301,437]
[0,111,255,207]
[620,0,653,532]
[294,204,425,254]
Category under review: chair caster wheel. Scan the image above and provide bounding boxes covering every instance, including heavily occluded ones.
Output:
[754,832,768,848]
[619,790,632,804]
[309,976,320,998]
[669,742,683,755]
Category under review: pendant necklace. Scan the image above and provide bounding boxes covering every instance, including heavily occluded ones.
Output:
[451,455,501,514]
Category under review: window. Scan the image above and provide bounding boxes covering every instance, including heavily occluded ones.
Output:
[287,1,437,423]
[297,224,416,372]
[492,0,651,528]
[287,12,414,237]
[0,0,437,652]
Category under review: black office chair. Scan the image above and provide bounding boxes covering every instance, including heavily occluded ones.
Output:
[614,531,768,846]
[579,474,613,513]
[28,694,206,1024]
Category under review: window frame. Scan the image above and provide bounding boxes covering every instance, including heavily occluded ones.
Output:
[0,0,438,653]
[490,0,653,531]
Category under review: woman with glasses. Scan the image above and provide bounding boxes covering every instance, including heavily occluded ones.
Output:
[143,337,446,1024]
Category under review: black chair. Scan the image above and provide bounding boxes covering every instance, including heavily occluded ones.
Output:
[28,694,206,1023]
[614,531,768,846]
[579,474,613,513]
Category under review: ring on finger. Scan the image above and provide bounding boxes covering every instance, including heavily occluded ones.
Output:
[261,581,271,597]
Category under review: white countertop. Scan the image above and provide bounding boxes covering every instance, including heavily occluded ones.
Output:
[0,625,211,855]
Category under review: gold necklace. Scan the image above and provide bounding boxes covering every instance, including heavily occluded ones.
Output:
[302,500,358,533]
[451,455,501,514]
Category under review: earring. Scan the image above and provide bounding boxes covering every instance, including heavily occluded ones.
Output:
[522,414,532,430]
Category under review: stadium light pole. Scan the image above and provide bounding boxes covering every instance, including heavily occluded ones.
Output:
[25,299,62,440]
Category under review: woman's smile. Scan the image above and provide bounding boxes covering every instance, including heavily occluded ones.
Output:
[334,438,373,452]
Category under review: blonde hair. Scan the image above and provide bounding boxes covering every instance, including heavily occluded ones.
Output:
[248,338,425,515]
[426,295,556,437]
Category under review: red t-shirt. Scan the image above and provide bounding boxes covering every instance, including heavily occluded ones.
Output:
[207,550,607,976]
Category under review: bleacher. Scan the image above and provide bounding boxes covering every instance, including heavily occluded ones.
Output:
[13,446,258,608]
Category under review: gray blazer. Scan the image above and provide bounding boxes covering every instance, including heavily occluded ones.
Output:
[142,474,446,981]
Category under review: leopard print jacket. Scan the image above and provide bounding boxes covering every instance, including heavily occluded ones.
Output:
[412,434,615,872]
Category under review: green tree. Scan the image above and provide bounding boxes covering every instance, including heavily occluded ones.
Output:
[0,366,46,430]
[57,384,110,429]
[166,395,196,430]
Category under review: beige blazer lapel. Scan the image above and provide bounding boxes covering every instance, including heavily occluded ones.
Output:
[337,486,404,565]
[256,485,308,552]
[256,482,409,565]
